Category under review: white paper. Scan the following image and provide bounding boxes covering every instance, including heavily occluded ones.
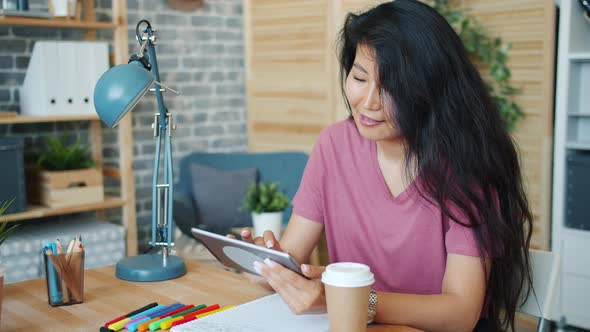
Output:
[170,294,330,332]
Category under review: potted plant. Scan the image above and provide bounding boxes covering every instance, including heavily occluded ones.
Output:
[27,133,103,208]
[0,199,19,321]
[242,182,290,239]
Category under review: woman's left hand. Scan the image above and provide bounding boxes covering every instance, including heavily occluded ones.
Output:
[253,260,327,315]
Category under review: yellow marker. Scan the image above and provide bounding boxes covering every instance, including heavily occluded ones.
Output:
[160,316,183,330]
[196,305,235,318]
[108,317,131,331]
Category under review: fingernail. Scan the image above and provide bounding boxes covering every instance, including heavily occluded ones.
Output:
[302,264,309,273]
[266,240,273,248]
[241,230,249,236]
[253,261,263,274]
[264,258,277,267]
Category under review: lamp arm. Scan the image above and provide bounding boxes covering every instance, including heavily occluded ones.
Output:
[153,81,180,95]
[135,20,152,48]
[165,133,174,249]
[152,133,162,248]
[140,21,176,251]
[145,28,168,131]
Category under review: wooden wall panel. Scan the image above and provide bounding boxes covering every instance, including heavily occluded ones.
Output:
[245,0,331,152]
[462,0,556,249]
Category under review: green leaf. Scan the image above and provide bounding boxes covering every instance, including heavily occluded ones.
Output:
[0,198,15,216]
[241,181,290,213]
[500,84,520,95]
[494,37,501,47]
[463,39,475,53]
[36,131,95,171]
[0,199,19,247]
[495,50,509,63]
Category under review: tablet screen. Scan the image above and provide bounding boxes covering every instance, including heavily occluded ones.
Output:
[191,228,303,276]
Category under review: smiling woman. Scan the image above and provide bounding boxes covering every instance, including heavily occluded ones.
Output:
[345,45,400,142]
[234,1,533,332]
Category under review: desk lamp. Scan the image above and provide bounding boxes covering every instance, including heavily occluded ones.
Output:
[93,20,186,281]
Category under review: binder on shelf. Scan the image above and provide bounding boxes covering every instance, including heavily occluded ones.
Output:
[20,41,109,116]
[20,41,61,116]
[79,42,109,115]
[57,42,78,115]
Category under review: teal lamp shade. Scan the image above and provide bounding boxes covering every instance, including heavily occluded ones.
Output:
[94,61,155,127]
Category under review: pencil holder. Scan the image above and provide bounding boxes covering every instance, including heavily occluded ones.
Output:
[43,250,84,306]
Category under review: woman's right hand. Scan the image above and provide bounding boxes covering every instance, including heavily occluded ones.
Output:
[226,228,284,290]
[227,228,284,252]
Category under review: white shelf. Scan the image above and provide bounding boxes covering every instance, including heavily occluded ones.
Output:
[563,228,590,238]
[554,1,590,328]
[566,141,590,150]
[569,52,590,61]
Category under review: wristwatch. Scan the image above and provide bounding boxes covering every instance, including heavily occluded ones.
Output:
[367,289,378,324]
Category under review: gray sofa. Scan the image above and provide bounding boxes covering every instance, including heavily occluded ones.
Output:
[173,151,309,239]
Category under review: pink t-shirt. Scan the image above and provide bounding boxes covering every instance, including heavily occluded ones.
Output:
[292,119,481,294]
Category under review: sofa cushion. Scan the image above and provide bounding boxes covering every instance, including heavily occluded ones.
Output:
[189,163,257,235]
[176,152,309,227]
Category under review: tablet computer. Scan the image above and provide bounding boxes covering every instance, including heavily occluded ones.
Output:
[190,228,303,276]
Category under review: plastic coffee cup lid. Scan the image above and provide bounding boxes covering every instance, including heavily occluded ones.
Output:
[321,262,375,288]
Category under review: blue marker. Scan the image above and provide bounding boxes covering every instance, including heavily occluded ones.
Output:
[43,242,63,305]
[127,303,184,332]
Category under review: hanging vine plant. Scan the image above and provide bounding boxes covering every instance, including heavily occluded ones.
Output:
[429,0,524,131]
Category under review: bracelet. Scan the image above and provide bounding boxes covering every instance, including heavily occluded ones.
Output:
[367,289,378,324]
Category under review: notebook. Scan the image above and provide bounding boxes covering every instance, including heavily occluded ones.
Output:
[170,294,330,332]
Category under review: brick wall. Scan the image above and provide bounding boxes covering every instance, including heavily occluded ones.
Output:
[0,0,247,250]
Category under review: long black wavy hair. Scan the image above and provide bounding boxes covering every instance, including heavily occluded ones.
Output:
[338,1,533,330]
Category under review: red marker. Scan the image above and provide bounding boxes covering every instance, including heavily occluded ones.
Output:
[171,304,221,327]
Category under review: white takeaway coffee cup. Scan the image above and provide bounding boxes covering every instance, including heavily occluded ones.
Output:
[321,262,375,332]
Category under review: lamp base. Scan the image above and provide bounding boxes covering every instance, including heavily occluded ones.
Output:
[115,253,186,282]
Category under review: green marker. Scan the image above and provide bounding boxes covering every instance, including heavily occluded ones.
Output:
[149,304,206,331]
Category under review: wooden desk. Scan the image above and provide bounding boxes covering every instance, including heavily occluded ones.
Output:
[2,260,418,331]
